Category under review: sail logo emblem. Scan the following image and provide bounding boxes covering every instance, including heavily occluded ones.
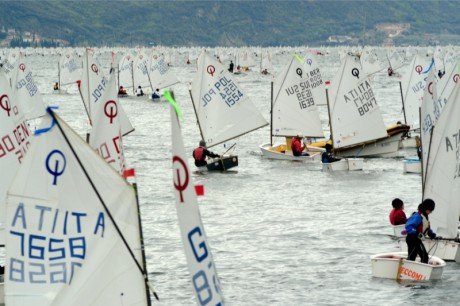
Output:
[207,65,216,77]
[91,64,99,74]
[19,63,25,72]
[104,100,118,124]
[351,68,360,79]
[427,82,433,95]
[46,150,66,185]
[296,68,303,78]
[306,59,313,66]
[173,156,189,203]
[0,94,11,116]
[415,65,423,74]
[453,74,459,83]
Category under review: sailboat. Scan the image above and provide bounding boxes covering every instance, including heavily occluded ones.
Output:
[57,51,82,94]
[169,92,224,304]
[259,54,324,161]
[148,52,179,98]
[312,54,409,158]
[190,51,268,171]
[398,78,460,261]
[5,108,156,305]
[117,53,135,96]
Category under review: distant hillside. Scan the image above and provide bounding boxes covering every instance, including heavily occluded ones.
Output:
[0,0,459,47]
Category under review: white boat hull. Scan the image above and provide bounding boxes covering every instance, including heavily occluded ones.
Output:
[371,252,445,281]
[398,238,460,261]
[322,158,363,171]
[400,136,418,148]
[259,143,323,161]
[335,132,404,158]
[403,157,421,174]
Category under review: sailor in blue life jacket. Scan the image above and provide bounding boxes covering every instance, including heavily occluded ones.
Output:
[193,140,220,167]
[151,88,160,100]
[321,143,341,163]
[405,199,441,264]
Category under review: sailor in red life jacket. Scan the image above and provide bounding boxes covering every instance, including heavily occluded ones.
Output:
[193,140,220,167]
[291,134,310,157]
[389,198,407,225]
[404,199,441,263]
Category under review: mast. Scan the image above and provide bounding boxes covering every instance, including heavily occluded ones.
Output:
[399,81,407,124]
[325,88,334,145]
[270,81,273,146]
[422,125,435,199]
[189,89,205,141]
[85,48,91,118]
[58,61,61,90]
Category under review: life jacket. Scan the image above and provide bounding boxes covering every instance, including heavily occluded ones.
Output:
[291,138,302,154]
[193,147,205,161]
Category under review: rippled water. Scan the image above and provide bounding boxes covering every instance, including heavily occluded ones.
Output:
[16,48,460,305]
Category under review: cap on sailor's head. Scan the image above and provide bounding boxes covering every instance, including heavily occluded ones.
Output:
[199,140,206,147]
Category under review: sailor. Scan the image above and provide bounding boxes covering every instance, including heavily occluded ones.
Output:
[53,82,59,91]
[118,86,127,95]
[387,67,394,76]
[151,88,161,100]
[405,199,441,264]
[136,85,144,97]
[291,134,309,157]
[321,143,340,163]
[193,140,220,167]
[228,60,234,73]
[389,198,407,225]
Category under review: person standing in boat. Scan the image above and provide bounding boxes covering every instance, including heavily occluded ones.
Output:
[405,199,440,264]
[291,135,310,157]
[228,60,234,73]
[136,85,144,96]
[389,198,407,225]
[321,143,340,163]
[193,140,220,167]
[151,88,160,100]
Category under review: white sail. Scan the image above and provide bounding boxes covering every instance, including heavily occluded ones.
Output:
[400,55,432,128]
[80,49,133,136]
[149,53,179,90]
[118,53,134,90]
[59,51,82,87]
[0,72,31,246]
[434,61,458,120]
[272,55,324,137]
[387,49,405,71]
[361,48,383,76]
[5,111,149,305]
[329,54,387,149]
[191,51,268,147]
[420,69,437,175]
[11,54,46,120]
[133,51,151,90]
[170,103,224,305]
[424,83,460,238]
[89,72,128,174]
[304,52,327,106]
[260,51,273,73]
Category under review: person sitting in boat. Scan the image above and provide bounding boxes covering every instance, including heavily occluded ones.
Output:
[387,67,394,76]
[405,199,441,264]
[228,60,234,73]
[291,135,309,157]
[151,88,160,100]
[118,86,127,96]
[136,86,144,97]
[389,198,407,225]
[186,59,191,65]
[321,143,341,163]
[193,140,220,167]
[261,68,268,75]
[53,82,59,91]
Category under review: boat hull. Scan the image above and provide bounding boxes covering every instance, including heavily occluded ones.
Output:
[370,252,445,280]
[206,155,238,171]
[403,157,421,174]
[322,158,363,171]
[259,143,323,161]
[398,238,460,261]
[335,131,405,158]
